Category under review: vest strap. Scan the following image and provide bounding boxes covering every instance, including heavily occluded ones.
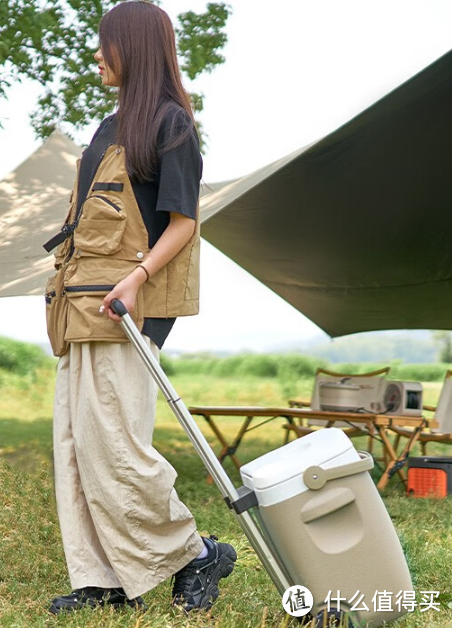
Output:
[43,223,76,253]
[92,182,124,192]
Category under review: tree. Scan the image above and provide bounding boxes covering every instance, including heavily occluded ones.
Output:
[0,0,230,139]
[432,331,452,363]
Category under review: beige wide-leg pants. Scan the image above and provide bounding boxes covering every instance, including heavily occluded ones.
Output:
[53,339,204,600]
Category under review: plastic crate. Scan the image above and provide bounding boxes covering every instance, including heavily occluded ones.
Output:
[407,457,452,498]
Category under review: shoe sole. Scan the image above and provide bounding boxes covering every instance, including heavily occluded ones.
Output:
[48,600,147,615]
[186,544,237,612]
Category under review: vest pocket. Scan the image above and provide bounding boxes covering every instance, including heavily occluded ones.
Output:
[45,269,69,357]
[74,195,126,255]
[184,236,200,301]
[64,284,144,343]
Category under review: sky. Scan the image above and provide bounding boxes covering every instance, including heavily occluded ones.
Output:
[0,0,451,353]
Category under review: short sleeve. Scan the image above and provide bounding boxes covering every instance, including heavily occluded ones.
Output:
[156,118,203,220]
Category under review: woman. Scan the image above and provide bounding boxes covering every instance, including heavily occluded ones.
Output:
[46,1,236,615]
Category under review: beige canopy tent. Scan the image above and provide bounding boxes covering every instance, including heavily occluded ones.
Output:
[0,131,82,297]
[1,48,451,337]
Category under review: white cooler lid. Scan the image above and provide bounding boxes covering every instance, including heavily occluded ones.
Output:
[240,428,361,505]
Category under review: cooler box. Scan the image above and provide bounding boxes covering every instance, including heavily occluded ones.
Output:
[240,429,412,626]
[407,456,452,498]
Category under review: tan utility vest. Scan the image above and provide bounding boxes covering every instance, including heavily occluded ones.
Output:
[45,143,200,351]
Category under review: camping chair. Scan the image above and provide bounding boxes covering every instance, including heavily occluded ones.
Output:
[392,369,452,456]
[286,366,391,451]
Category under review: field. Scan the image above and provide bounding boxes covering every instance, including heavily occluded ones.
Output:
[1,341,452,627]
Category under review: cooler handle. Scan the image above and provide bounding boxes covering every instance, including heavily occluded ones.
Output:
[303,450,374,490]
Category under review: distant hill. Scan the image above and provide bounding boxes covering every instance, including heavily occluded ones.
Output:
[33,331,443,365]
[271,331,439,364]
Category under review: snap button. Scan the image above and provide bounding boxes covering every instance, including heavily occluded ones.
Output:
[115,147,121,154]
[136,252,144,259]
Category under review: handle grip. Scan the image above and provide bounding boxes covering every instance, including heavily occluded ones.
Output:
[110,299,128,317]
[303,450,374,490]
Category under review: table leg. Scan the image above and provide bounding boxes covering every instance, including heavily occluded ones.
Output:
[389,422,424,482]
[376,426,407,490]
[367,425,374,456]
[399,428,422,459]
[200,414,255,482]
[283,417,294,443]
[226,415,256,463]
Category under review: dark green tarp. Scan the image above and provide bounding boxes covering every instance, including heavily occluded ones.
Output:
[200,49,452,337]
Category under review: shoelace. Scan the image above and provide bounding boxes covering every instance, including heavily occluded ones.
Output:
[172,535,219,596]
[172,566,200,596]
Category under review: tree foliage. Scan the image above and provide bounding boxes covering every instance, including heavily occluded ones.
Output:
[432,331,452,363]
[0,0,230,138]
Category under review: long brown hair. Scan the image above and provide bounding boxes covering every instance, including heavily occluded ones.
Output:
[99,1,196,182]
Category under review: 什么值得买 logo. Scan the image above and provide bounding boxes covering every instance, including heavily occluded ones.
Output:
[282,585,314,617]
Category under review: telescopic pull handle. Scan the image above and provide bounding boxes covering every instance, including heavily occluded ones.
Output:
[110,299,128,317]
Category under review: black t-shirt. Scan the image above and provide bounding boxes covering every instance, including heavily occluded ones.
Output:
[78,108,202,348]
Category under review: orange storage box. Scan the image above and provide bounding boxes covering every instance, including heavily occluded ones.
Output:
[407,457,452,498]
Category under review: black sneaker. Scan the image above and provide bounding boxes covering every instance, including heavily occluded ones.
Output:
[48,587,147,614]
[172,535,237,612]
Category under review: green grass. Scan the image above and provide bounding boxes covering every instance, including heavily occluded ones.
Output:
[1,367,452,627]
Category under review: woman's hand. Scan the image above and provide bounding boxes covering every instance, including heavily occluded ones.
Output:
[102,212,195,322]
[102,269,145,322]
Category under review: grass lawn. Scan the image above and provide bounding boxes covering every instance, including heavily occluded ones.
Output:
[1,369,452,627]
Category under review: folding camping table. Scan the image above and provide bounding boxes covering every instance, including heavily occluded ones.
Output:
[188,405,438,490]
[187,406,297,474]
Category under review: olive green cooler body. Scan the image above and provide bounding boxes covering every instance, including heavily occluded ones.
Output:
[240,429,412,627]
